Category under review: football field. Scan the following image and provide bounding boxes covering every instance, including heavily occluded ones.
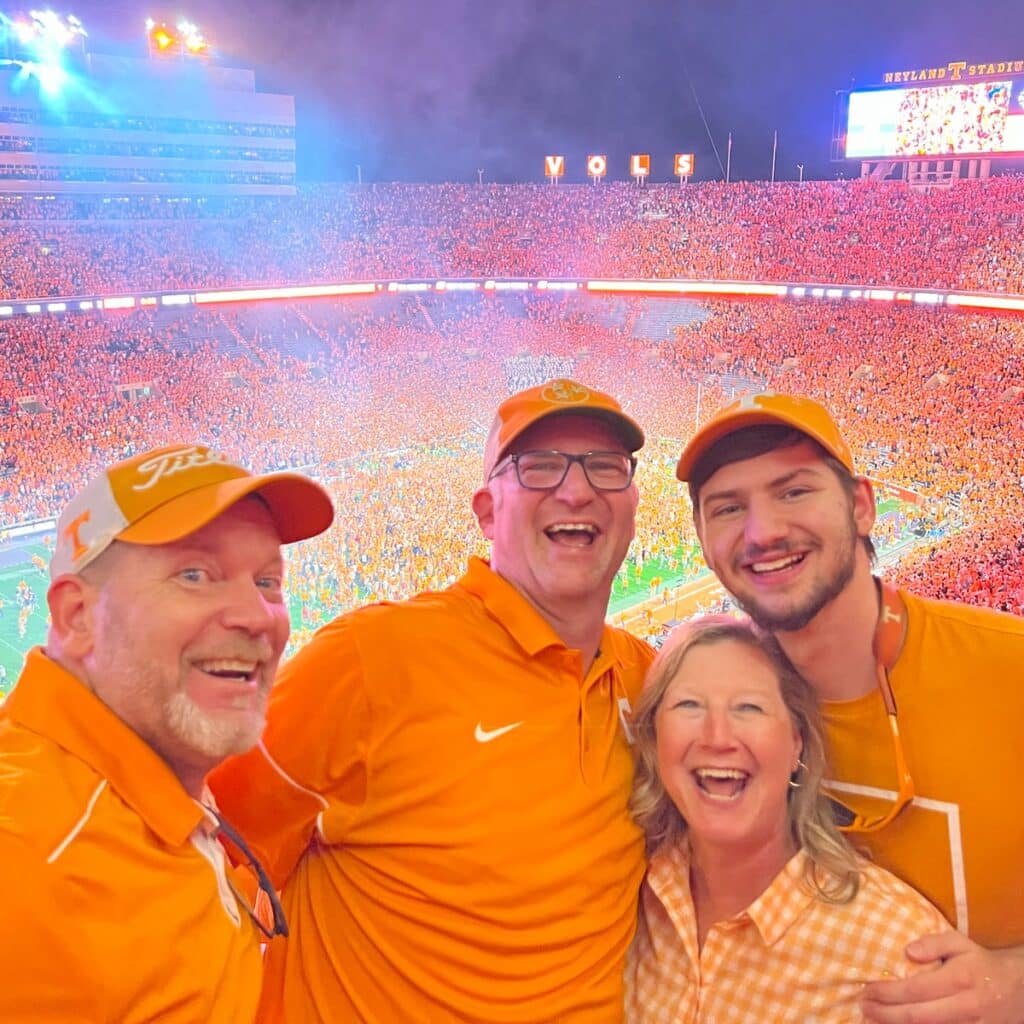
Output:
[0,496,915,695]
[0,539,51,693]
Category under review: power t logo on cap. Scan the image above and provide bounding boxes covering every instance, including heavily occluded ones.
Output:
[51,444,335,578]
[676,392,856,482]
[540,380,591,405]
[482,379,645,479]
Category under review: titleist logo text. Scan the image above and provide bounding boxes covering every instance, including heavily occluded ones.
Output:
[133,447,230,491]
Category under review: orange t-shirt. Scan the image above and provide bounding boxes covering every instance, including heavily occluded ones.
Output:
[822,591,1024,946]
[0,649,263,1023]
[211,557,655,1023]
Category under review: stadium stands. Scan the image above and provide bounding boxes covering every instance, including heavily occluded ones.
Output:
[1,177,1023,299]
[2,178,1023,679]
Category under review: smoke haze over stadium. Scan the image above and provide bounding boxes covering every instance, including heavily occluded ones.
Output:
[66,0,1024,183]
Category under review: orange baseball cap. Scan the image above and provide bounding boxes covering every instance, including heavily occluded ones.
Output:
[482,379,645,478]
[675,392,855,482]
[51,444,334,578]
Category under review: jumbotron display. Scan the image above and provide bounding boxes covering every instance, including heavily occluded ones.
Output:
[845,78,1024,158]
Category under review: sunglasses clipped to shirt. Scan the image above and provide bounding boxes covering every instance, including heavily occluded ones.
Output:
[210,808,289,940]
[827,582,915,834]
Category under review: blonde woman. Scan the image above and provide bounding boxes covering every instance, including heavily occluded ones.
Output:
[625,617,951,1023]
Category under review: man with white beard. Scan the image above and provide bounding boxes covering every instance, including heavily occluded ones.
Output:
[0,444,333,1023]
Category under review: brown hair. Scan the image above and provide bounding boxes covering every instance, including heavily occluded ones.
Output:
[687,424,876,563]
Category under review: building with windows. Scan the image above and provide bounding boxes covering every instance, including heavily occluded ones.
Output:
[0,33,295,195]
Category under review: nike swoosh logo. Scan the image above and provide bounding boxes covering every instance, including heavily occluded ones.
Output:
[474,721,524,743]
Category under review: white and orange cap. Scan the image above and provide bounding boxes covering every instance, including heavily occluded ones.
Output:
[676,392,855,482]
[483,379,645,478]
[50,444,334,578]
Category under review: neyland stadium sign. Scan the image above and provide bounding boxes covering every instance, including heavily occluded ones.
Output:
[883,58,1024,84]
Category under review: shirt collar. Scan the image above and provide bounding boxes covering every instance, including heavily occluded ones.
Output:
[6,648,206,847]
[458,558,643,677]
[648,839,814,947]
[458,556,571,657]
[743,848,816,945]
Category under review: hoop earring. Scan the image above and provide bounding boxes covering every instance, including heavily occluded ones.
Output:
[788,758,807,790]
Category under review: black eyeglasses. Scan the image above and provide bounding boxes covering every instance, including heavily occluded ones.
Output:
[210,808,289,940]
[489,450,637,491]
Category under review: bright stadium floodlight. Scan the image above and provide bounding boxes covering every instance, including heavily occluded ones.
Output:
[177,18,207,53]
[18,9,87,48]
[145,16,207,56]
[145,17,177,53]
[1,10,87,100]
[30,59,67,95]
[11,18,37,45]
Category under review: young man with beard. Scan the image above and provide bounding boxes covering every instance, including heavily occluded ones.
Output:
[210,380,654,1023]
[0,445,333,1022]
[676,392,1024,1024]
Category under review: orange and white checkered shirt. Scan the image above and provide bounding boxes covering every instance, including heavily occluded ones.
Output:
[625,840,952,1023]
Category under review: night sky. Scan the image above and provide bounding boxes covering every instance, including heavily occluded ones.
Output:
[67,0,1024,183]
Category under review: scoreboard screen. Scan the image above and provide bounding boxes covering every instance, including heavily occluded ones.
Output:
[845,79,1024,158]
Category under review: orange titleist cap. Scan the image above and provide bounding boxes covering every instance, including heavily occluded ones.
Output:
[676,392,855,482]
[482,379,645,478]
[50,444,335,578]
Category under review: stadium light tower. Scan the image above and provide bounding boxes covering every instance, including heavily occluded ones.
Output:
[8,10,87,51]
[0,10,87,99]
[144,16,208,58]
[177,19,207,54]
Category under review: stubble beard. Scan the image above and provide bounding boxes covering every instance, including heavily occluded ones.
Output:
[731,520,859,634]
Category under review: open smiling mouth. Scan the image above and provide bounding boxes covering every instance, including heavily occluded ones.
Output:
[195,659,258,683]
[545,523,598,547]
[748,553,805,576]
[694,767,750,801]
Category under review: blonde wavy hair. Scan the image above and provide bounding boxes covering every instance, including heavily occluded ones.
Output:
[630,616,861,904]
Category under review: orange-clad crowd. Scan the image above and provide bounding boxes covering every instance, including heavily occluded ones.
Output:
[1,180,1023,633]
[1,176,1024,298]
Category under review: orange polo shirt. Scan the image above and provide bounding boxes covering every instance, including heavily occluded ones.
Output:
[626,841,951,1023]
[210,557,654,1023]
[0,649,263,1023]
[821,591,1024,946]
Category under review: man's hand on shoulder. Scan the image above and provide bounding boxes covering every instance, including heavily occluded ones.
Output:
[862,932,1024,1023]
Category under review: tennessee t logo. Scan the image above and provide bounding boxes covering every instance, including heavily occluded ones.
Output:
[542,380,589,405]
[737,391,775,411]
[618,697,636,745]
[62,510,91,562]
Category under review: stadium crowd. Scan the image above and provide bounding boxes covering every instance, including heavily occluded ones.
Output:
[1,177,1023,674]
[3,281,1023,657]
[1,176,1023,299]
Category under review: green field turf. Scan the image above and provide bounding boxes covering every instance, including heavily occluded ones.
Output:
[0,541,51,693]
[0,545,312,695]
[0,495,912,696]
[606,497,904,616]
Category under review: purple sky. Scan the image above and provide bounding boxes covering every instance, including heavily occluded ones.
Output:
[61,0,1024,182]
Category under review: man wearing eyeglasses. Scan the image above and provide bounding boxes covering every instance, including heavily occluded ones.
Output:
[676,392,1024,1024]
[0,445,333,1022]
[210,379,654,1022]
